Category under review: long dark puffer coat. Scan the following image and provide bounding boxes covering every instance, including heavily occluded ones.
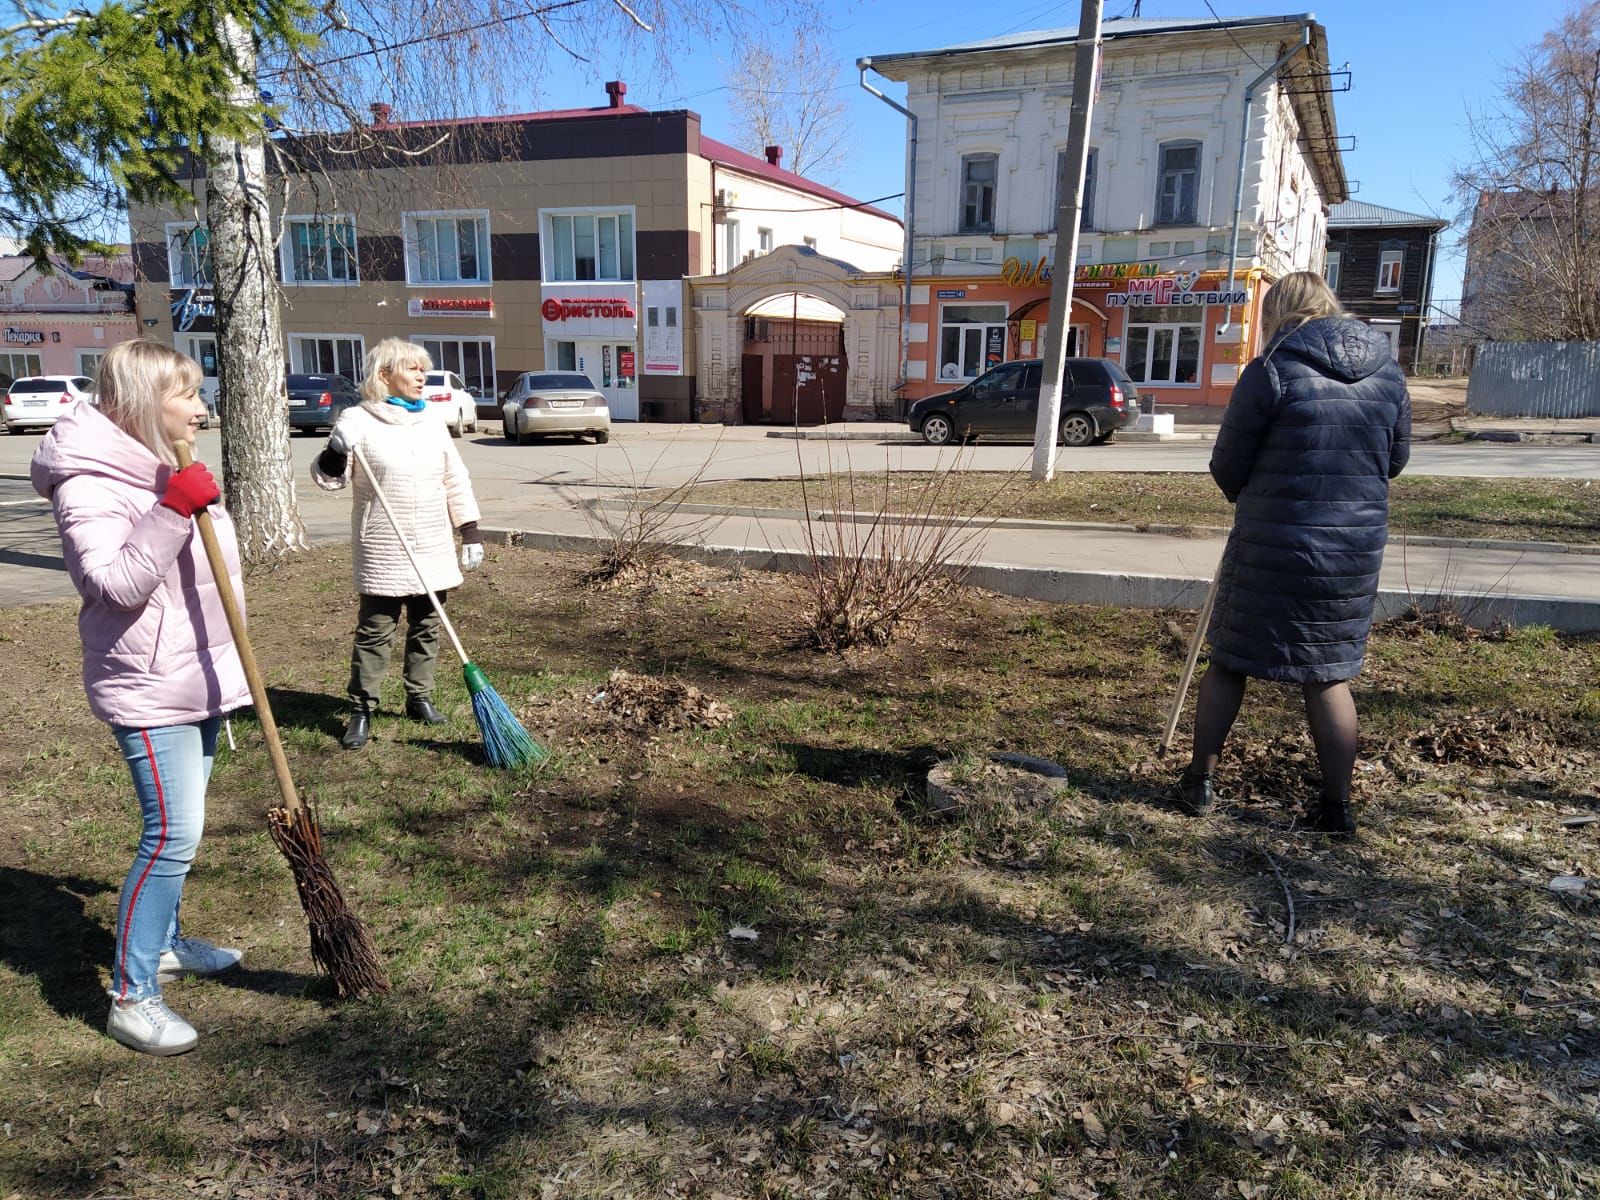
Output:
[1206,315,1411,683]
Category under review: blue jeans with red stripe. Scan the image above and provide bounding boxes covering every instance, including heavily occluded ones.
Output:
[108,717,220,1001]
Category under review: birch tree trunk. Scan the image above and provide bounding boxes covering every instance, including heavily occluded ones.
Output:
[204,14,304,566]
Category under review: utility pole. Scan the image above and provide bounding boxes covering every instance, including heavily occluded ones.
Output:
[1031,0,1104,481]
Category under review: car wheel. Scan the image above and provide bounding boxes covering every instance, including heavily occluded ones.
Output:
[593,429,610,444]
[1059,412,1096,447]
[921,413,955,445]
[448,418,463,438]
[502,417,514,440]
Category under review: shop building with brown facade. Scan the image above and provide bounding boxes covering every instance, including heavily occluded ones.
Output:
[861,12,1348,418]
[126,82,902,422]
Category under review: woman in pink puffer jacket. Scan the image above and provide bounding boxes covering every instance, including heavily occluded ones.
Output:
[31,340,250,1057]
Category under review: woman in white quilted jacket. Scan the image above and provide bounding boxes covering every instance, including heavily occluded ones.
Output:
[312,338,484,750]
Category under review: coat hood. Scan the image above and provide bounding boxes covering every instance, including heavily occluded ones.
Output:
[1271,316,1394,384]
[30,400,165,500]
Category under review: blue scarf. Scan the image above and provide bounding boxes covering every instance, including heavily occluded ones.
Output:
[385,394,426,413]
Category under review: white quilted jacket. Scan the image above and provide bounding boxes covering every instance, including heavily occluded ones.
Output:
[312,400,481,597]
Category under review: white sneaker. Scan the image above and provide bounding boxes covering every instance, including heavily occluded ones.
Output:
[157,936,243,983]
[107,996,198,1056]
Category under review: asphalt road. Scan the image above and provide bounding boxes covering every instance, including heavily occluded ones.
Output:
[2,422,1598,609]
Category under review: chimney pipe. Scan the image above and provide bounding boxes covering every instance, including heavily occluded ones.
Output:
[765,145,782,167]
[370,102,392,129]
[605,80,627,109]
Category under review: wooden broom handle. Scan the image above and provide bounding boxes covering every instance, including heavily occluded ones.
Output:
[175,442,301,815]
[1159,567,1223,756]
[349,443,472,666]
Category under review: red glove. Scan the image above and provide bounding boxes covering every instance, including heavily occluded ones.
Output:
[160,462,221,518]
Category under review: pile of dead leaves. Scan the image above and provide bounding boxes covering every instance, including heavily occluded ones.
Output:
[1379,603,1512,642]
[1402,707,1553,770]
[584,668,734,734]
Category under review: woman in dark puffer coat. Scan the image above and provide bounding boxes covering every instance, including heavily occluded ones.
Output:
[1178,271,1411,834]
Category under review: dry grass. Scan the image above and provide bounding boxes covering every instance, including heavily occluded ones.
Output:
[0,545,1596,1200]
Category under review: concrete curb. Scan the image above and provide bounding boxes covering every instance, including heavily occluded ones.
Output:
[762,428,1216,444]
[575,498,1600,557]
[481,525,1600,633]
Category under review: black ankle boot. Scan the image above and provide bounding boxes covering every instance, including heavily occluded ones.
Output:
[405,697,448,725]
[341,706,372,750]
[1176,767,1213,816]
[1314,798,1356,835]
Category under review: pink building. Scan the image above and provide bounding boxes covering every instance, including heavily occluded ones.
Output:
[0,252,137,388]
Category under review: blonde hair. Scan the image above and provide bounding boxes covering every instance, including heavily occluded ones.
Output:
[95,339,203,467]
[360,337,432,405]
[1262,271,1344,346]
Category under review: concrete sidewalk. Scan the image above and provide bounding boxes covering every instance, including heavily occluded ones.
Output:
[486,502,1600,633]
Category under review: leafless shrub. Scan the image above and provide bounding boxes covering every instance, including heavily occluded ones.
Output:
[793,443,1020,651]
[577,432,729,588]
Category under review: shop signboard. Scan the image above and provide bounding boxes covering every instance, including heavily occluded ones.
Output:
[540,282,638,339]
[3,327,45,346]
[618,349,635,379]
[1105,274,1246,308]
[169,288,216,334]
[1001,257,1051,287]
[408,297,494,318]
[641,280,683,374]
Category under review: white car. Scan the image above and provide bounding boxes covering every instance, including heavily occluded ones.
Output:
[4,375,95,433]
[423,371,479,438]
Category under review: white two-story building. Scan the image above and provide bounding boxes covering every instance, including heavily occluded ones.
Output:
[862,12,1347,414]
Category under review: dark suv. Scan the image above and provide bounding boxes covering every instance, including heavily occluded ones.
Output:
[907,357,1139,447]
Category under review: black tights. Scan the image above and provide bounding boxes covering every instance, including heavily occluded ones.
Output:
[1186,664,1358,806]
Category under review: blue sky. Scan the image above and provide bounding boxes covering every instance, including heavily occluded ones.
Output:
[523,0,1572,306]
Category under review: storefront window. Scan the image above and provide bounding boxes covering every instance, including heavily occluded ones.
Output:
[938,303,1008,380]
[413,336,496,399]
[1123,304,1203,385]
[0,352,43,388]
[290,334,364,381]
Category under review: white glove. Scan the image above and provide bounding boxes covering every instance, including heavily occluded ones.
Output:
[328,425,354,457]
[460,542,483,571]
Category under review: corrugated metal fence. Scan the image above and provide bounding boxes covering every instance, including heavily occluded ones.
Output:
[1467,341,1600,417]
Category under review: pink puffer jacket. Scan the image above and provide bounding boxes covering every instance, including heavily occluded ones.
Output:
[31,401,250,728]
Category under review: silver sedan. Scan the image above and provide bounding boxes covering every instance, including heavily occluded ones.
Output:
[500,371,612,444]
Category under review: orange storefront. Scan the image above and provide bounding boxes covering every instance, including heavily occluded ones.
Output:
[908,257,1270,418]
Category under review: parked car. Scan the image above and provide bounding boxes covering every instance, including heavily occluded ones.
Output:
[3,375,95,433]
[907,357,1138,447]
[424,371,478,438]
[500,372,611,444]
[285,372,362,433]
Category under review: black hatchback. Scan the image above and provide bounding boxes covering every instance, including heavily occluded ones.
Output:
[908,357,1139,447]
[286,373,362,433]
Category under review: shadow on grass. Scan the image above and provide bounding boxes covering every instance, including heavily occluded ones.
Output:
[0,867,114,1024]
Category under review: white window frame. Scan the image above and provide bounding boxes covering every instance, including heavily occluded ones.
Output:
[1324,251,1342,292]
[403,210,492,286]
[1054,148,1097,231]
[288,333,366,381]
[757,227,775,255]
[1122,314,1204,387]
[77,350,105,378]
[1155,140,1202,226]
[1376,250,1404,294]
[408,334,496,399]
[0,352,43,386]
[937,301,1009,381]
[281,213,359,285]
[541,207,637,283]
[165,221,212,287]
[725,219,741,267]
[959,153,998,234]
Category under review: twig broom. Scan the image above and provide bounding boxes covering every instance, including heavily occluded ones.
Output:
[176,443,389,999]
[351,444,546,769]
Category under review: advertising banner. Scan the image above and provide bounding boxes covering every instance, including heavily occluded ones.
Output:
[540,282,638,340]
[640,280,683,375]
